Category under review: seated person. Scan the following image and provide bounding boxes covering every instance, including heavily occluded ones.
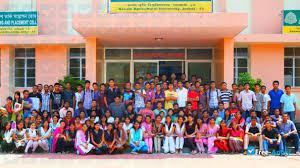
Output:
[244,117,263,155]
[245,110,261,125]
[262,121,284,156]
[270,109,282,123]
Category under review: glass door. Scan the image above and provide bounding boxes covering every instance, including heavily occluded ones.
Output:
[187,62,211,83]
[134,61,158,81]
[159,61,184,80]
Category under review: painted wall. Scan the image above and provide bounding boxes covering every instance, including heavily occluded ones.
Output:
[0,46,14,104]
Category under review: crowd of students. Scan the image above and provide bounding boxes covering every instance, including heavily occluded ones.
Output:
[0,73,299,156]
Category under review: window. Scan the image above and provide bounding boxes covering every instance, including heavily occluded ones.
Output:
[105,49,131,60]
[187,49,213,60]
[69,48,86,80]
[234,48,248,83]
[9,0,36,11]
[284,48,300,87]
[106,63,130,83]
[14,48,35,87]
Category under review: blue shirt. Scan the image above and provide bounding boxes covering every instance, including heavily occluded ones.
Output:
[280,93,296,112]
[268,89,284,109]
[278,120,296,134]
[245,116,261,125]
[218,109,225,119]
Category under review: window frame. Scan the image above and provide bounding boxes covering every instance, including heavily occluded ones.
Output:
[68,48,86,80]
[284,47,300,87]
[234,48,249,83]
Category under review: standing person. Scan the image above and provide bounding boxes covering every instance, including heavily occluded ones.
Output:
[109,96,126,119]
[154,84,165,109]
[199,85,208,111]
[228,122,244,154]
[59,102,74,118]
[214,120,230,153]
[144,73,153,85]
[174,116,185,154]
[37,84,43,94]
[75,124,94,155]
[99,83,107,115]
[29,85,42,111]
[12,91,23,121]
[163,115,175,154]
[63,82,75,109]
[219,82,232,109]
[25,122,39,154]
[134,82,146,113]
[1,122,14,153]
[23,90,33,118]
[244,117,263,155]
[254,84,264,118]
[50,83,63,113]
[92,83,101,108]
[41,85,51,113]
[207,81,220,115]
[130,121,148,154]
[153,115,163,153]
[187,85,199,111]
[231,83,239,104]
[262,121,284,156]
[83,80,93,112]
[142,116,154,153]
[75,84,84,110]
[176,81,188,108]
[13,121,27,153]
[261,85,271,112]
[38,120,52,152]
[123,82,135,106]
[280,85,297,122]
[268,80,284,115]
[238,83,257,119]
[144,82,155,104]
[104,79,121,108]
[164,83,178,110]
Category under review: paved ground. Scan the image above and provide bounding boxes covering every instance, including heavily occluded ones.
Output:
[0,154,299,168]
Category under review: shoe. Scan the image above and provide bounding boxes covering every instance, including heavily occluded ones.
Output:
[296,151,300,156]
[191,150,197,155]
[179,149,183,154]
[243,151,247,155]
[131,151,138,155]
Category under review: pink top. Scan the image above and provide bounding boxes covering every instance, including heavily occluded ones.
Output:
[230,129,244,138]
[139,109,155,120]
[197,124,207,135]
[141,122,153,132]
[207,124,218,136]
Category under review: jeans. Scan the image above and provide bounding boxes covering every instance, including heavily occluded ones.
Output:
[281,133,299,153]
[285,111,295,123]
[242,110,250,119]
[263,139,284,153]
[135,106,144,114]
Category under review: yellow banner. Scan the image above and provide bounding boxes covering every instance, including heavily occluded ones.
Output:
[110,1,212,13]
[283,26,300,34]
[0,26,38,35]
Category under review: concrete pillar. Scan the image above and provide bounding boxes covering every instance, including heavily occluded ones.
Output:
[0,46,14,104]
[85,37,97,82]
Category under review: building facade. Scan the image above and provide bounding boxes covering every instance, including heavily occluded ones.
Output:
[0,0,300,122]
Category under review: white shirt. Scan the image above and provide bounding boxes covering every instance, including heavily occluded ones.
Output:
[263,93,271,110]
[238,90,257,111]
[59,107,74,118]
[176,87,188,108]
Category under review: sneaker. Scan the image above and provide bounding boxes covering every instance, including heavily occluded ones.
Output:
[191,150,197,155]
[243,151,247,155]
[131,151,138,155]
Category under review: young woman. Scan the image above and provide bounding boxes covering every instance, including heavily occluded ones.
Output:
[114,122,127,154]
[224,109,233,127]
[52,120,67,153]
[122,116,133,143]
[91,122,106,155]
[65,123,77,153]
[12,91,23,121]
[100,115,108,130]
[11,114,22,130]
[153,115,163,153]
[195,118,208,154]
[74,116,82,130]
[104,123,116,154]
[42,110,51,123]
[79,111,87,124]
[214,120,230,153]
[64,111,75,130]
[1,122,14,153]
[229,122,244,154]
[175,116,185,154]
[13,121,27,153]
[141,115,154,154]
[207,118,218,154]
[75,124,95,155]
[24,117,31,129]
[185,115,197,154]
[130,121,148,154]
[50,115,60,131]
[38,120,52,152]
[231,111,245,128]
[163,115,175,154]
[25,122,39,154]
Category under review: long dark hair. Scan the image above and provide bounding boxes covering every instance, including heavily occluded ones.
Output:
[13,91,22,104]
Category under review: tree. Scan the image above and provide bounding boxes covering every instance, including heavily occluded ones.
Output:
[58,75,85,91]
[237,72,262,91]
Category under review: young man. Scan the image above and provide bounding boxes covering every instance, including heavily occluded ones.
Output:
[92,82,101,108]
[176,81,188,108]
[219,82,232,109]
[50,83,63,112]
[261,85,271,113]
[99,83,107,115]
[144,73,153,85]
[75,84,83,110]
[217,102,225,119]
[59,101,74,118]
[245,110,261,125]
[198,85,207,111]
[154,84,165,109]
[104,79,121,107]
[29,85,42,111]
[280,85,297,122]
[278,114,299,155]
[153,101,166,116]
[254,83,264,118]
[244,117,263,155]
[262,121,284,156]
[269,80,284,115]
[231,83,239,104]
[63,82,75,109]
[238,83,257,119]
[23,90,33,118]
[134,82,146,113]
[164,83,178,110]
[187,84,199,111]
[108,96,126,119]
[123,82,135,106]
[41,84,51,113]
[270,109,282,123]
[207,81,220,115]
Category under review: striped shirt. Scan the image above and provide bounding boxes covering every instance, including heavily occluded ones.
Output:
[219,90,232,104]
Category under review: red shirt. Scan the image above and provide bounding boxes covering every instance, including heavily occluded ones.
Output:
[188,91,199,110]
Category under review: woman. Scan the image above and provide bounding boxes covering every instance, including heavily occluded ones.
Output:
[91,122,106,155]
[50,115,60,131]
[13,121,27,153]
[104,123,116,154]
[52,120,67,153]
[65,123,77,153]
[25,122,39,154]
[214,120,230,153]
[74,116,82,130]
[231,111,245,128]
[42,110,51,123]
[185,115,197,154]
[187,85,199,110]
[141,115,154,154]
[154,84,165,109]
[1,122,14,153]
[11,114,22,130]
[130,121,148,154]
[75,124,94,155]
[229,122,244,154]
[224,109,233,127]
[125,104,136,122]
[64,111,75,130]
[175,116,185,154]
[38,120,52,152]
[195,118,208,154]
[163,115,175,154]
[100,115,107,130]
[122,116,133,143]
[153,115,163,153]
[114,122,127,154]
[12,91,23,121]
[79,111,87,124]
[207,118,218,154]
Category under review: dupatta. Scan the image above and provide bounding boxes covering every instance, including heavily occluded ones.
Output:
[51,127,63,153]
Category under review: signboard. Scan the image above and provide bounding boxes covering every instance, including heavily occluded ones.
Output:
[283,10,300,34]
[110,0,213,13]
[0,11,38,35]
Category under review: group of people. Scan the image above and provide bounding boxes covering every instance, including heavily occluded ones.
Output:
[0,72,299,156]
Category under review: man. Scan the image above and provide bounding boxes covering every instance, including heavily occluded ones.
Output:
[262,121,284,156]
[134,82,146,112]
[244,117,263,155]
[187,84,199,111]
[164,83,178,110]
[176,81,188,108]
[74,101,88,117]
[59,101,74,118]
[261,85,271,112]
[269,80,284,115]
[99,83,107,115]
[41,84,51,113]
[219,82,232,109]
[37,84,43,94]
[23,90,33,118]
[104,79,121,107]
[180,73,187,83]
[109,96,126,119]
[238,83,257,119]
[207,81,220,115]
[75,84,83,110]
[63,82,75,109]
[123,82,135,106]
[245,110,261,125]
[231,83,239,104]
[50,83,63,112]
[254,83,264,118]
[270,109,282,123]
[29,85,42,111]
[83,80,93,111]
[278,114,299,155]
[144,73,153,86]
[88,100,101,117]
[153,76,160,85]
[217,102,225,119]
[280,85,297,122]
[198,85,207,110]
[92,83,101,108]
[153,101,166,116]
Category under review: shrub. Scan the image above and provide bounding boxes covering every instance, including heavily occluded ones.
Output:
[237,72,262,91]
[58,75,85,91]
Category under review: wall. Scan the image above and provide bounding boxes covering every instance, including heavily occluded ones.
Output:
[0,46,14,104]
